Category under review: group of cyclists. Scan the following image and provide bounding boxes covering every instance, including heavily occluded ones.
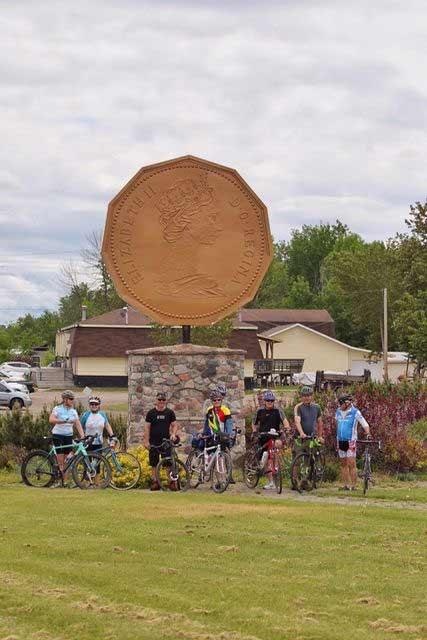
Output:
[48,382,370,492]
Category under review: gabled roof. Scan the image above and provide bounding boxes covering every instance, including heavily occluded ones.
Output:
[240,308,335,337]
[257,323,371,354]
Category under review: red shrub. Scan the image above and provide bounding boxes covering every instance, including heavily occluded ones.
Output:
[319,382,427,472]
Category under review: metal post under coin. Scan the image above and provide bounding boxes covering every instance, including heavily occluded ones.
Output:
[182,325,191,344]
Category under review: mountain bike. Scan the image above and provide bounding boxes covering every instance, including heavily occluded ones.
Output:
[357,439,381,495]
[242,430,283,494]
[21,435,111,489]
[185,433,232,493]
[290,435,325,493]
[153,439,190,491]
[97,441,141,490]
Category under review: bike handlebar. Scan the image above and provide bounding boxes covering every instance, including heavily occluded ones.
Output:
[150,438,181,449]
[356,439,381,447]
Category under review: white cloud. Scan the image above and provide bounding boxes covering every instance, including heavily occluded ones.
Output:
[1,0,427,323]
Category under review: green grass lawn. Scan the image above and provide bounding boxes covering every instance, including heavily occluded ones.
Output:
[1,475,426,640]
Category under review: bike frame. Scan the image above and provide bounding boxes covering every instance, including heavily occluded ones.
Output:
[192,438,227,482]
[49,439,93,473]
[356,439,381,493]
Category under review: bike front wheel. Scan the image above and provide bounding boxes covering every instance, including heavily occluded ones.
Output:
[156,458,190,491]
[363,455,371,495]
[242,449,260,489]
[21,450,55,488]
[109,451,142,490]
[185,449,204,488]
[313,449,326,487]
[72,452,111,489]
[211,451,232,493]
[272,452,283,494]
[291,453,314,492]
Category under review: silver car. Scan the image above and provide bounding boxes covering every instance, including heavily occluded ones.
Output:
[0,380,32,409]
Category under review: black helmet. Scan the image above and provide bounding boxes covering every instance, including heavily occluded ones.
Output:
[338,394,353,405]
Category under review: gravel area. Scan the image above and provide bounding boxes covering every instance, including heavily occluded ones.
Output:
[26,388,129,415]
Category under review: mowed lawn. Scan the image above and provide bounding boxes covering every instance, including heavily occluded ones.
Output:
[0,482,426,640]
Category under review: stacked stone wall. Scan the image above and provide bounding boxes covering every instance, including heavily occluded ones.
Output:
[127,344,246,446]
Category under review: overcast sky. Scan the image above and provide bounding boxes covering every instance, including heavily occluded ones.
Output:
[1,0,426,324]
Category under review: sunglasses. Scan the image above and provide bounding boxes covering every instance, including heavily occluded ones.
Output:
[157,398,166,402]
[89,402,100,406]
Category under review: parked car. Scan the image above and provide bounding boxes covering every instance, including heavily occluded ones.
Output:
[0,380,32,409]
[0,361,32,377]
[0,371,36,394]
[0,373,27,394]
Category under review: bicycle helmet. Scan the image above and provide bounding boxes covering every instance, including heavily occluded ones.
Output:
[88,396,101,405]
[61,390,75,400]
[338,394,352,405]
[216,383,227,396]
[210,390,222,401]
[156,392,167,401]
[263,390,276,402]
[301,386,313,396]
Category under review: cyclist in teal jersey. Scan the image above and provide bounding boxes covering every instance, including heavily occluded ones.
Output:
[80,396,116,451]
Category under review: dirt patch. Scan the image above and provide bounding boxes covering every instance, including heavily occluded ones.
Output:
[27,389,128,416]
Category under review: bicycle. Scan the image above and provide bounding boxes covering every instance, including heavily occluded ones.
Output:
[242,430,283,494]
[21,435,111,489]
[356,439,381,495]
[97,441,142,490]
[290,435,325,493]
[185,433,232,493]
[153,439,190,491]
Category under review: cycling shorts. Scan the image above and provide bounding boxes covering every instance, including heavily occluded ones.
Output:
[338,440,356,458]
[149,443,171,467]
[52,434,74,454]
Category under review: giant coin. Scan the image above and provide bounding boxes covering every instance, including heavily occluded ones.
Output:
[102,155,273,326]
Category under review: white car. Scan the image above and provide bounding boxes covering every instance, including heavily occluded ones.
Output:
[0,370,36,393]
[0,380,32,409]
[0,372,27,394]
[0,361,33,377]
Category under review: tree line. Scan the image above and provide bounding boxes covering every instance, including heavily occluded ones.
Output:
[1,204,426,372]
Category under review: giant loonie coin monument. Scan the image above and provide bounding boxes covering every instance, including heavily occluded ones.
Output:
[102,155,273,443]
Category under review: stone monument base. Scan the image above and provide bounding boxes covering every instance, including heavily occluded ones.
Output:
[127,344,246,451]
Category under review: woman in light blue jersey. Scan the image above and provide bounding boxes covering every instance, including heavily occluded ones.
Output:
[49,390,84,477]
[335,394,370,491]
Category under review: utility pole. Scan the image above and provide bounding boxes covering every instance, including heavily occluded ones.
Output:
[383,288,388,382]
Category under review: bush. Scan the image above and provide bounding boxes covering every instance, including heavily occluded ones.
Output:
[108,413,128,448]
[0,405,128,468]
[126,445,152,488]
[0,444,25,470]
[322,460,340,483]
[407,418,427,443]
[320,382,427,472]
[0,407,51,450]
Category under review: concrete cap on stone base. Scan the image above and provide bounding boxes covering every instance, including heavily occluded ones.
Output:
[127,344,246,356]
